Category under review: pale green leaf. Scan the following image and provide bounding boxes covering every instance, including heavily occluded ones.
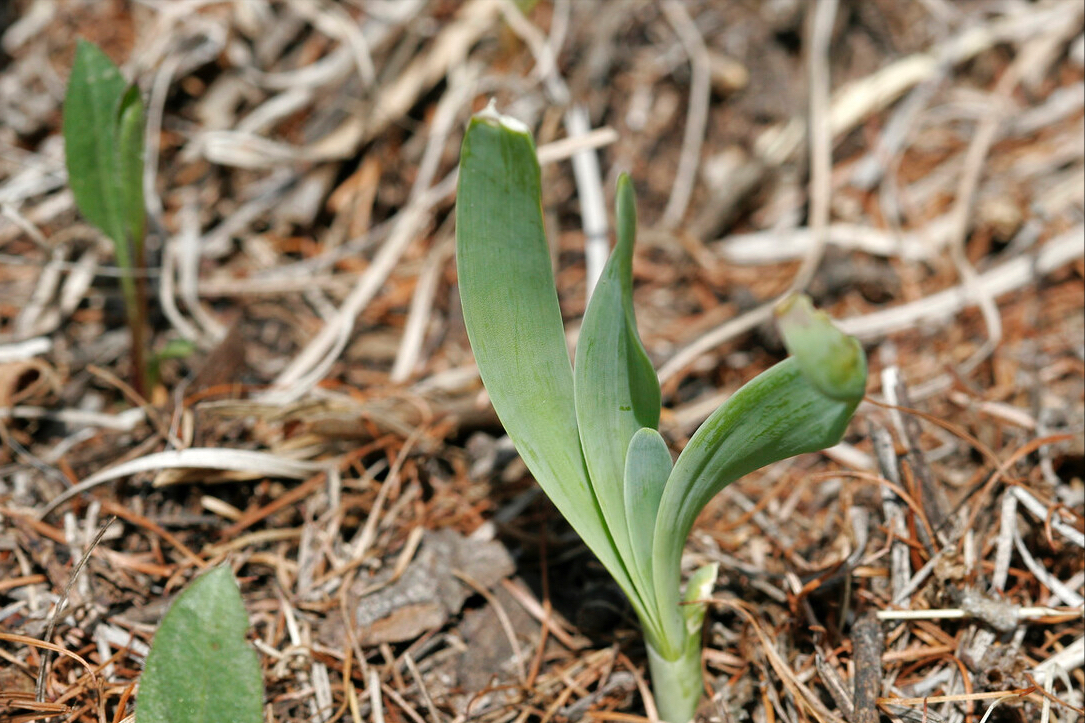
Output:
[455,108,644,615]
[138,566,263,723]
[574,173,661,621]
[115,83,146,259]
[623,427,671,615]
[776,293,867,401]
[651,307,866,651]
[681,562,718,633]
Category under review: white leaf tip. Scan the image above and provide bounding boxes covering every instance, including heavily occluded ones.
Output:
[474,99,530,135]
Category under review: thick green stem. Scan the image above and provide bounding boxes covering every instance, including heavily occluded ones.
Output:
[642,562,716,722]
[646,636,702,723]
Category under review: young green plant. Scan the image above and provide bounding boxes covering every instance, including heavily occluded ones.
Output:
[456,107,867,722]
[138,566,264,723]
[63,40,149,395]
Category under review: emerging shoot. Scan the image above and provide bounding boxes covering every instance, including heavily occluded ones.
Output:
[456,108,866,722]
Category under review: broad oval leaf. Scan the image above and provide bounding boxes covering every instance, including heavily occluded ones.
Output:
[64,42,146,253]
[455,106,645,618]
[64,40,130,251]
[574,173,662,622]
[138,566,263,723]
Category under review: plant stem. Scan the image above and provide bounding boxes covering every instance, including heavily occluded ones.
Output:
[121,258,148,398]
[647,635,703,723]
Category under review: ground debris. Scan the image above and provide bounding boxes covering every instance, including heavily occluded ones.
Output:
[321,528,514,647]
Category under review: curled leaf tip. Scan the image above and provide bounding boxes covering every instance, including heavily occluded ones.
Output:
[775,293,867,402]
[473,99,530,135]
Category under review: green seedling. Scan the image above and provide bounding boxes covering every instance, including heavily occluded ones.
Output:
[63,40,149,395]
[456,107,867,722]
[138,566,264,723]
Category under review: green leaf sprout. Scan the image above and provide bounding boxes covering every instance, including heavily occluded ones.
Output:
[63,40,150,395]
[455,106,867,722]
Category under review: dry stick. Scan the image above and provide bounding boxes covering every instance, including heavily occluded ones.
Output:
[40,447,330,519]
[659,0,710,230]
[408,62,481,204]
[500,578,584,651]
[379,682,428,723]
[158,214,201,341]
[294,0,376,88]
[882,367,949,547]
[755,0,1080,169]
[892,547,950,606]
[143,46,183,228]
[665,222,1085,385]
[263,193,440,403]
[871,422,912,601]
[852,613,883,723]
[715,214,958,264]
[937,63,1024,384]
[880,688,1034,708]
[565,103,609,294]
[991,491,1017,592]
[496,0,568,104]
[1010,485,1084,548]
[14,243,64,337]
[84,364,176,446]
[789,0,839,295]
[34,515,115,701]
[175,190,225,340]
[841,227,1082,339]
[876,606,1080,622]
[1013,529,1084,607]
[348,428,425,561]
[367,668,385,723]
[616,651,660,723]
[389,233,454,382]
[405,651,442,720]
[815,652,855,720]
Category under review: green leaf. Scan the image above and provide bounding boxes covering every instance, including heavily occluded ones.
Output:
[455,107,646,620]
[64,40,130,251]
[64,41,145,265]
[623,427,671,614]
[574,173,662,620]
[115,83,146,260]
[138,566,263,723]
[651,309,866,651]
[776,293,867,401]
[157,338,197,360]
